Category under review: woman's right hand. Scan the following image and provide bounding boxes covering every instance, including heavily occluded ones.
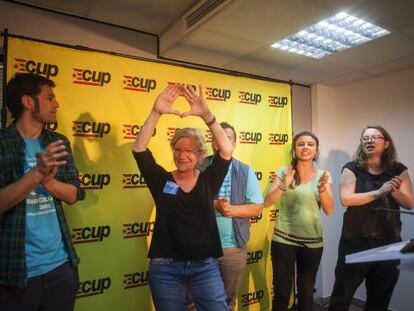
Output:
[284,165,295,187]
[152,84,181,116]
[133,84,180,152]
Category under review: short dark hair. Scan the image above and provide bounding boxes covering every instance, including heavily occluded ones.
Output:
[5,73,55,120]
[220,122,236,143]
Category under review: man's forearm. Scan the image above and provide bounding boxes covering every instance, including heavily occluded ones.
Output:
[233,203,264,217]
[0,169,44,212]
[42,179,78,204]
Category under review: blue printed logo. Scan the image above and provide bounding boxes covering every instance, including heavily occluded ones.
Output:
[163,181,179,195]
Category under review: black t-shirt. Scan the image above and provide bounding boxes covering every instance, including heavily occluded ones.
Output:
[341,161,407,240]
[133,149,231,260]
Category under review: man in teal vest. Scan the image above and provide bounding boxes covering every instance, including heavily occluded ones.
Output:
[208,122,264,311]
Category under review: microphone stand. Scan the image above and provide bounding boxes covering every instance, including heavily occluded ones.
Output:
[374,208,414,215]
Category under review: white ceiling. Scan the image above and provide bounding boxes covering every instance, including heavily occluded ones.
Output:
[12,0,414,86]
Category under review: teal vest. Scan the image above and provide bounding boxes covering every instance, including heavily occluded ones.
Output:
[204,156,251,247]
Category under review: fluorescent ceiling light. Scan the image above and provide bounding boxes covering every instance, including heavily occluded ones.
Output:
[271,12,390,59]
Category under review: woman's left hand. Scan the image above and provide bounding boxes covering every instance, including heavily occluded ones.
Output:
[181,84,212,121]
[317,171,329,193]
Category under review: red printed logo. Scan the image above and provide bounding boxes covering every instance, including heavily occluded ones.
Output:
[268,95,288,108]
[268,133,289,145]
[239,91,262,105]
[72,69,111,86]
[72,121,111,138]
[13,58,58,78]
[239,131,262,144]
[123,75,156,92]
[205,87,231,102]
[122,173,147,189]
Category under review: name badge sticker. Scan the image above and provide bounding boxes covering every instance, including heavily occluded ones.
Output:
[163,181,179,195]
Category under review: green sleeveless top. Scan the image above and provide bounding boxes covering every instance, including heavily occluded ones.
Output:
[272,166,332,248]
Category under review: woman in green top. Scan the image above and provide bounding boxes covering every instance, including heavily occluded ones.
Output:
[265,131,334,311]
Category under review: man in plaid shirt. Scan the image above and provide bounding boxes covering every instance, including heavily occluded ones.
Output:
[0,73,85,310]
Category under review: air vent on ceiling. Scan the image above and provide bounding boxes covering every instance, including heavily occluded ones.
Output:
[185,0,226,29]
[160,0,233,55]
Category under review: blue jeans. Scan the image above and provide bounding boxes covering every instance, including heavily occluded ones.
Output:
[149,257,228,311]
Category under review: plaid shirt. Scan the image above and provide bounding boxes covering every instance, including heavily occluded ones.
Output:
[0,123,85,288]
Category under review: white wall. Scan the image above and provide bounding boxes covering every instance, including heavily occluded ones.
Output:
[292,84,312,133]
[0,1,157,58]
[313,67,414,311]
[311,84,344,302]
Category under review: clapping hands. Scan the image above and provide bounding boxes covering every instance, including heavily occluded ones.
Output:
[317,171,329,193]
[35,140,68,183]
[377,176,402,196]
[283,165,296,188]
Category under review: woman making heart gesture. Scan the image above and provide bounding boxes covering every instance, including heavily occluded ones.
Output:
[132,83,233,311]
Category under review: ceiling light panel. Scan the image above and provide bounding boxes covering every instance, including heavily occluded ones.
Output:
[271,12,390,59]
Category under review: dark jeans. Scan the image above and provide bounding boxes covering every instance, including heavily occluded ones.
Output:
[271,241,323,311]
[0,261,79,311]
[328,237,400,311]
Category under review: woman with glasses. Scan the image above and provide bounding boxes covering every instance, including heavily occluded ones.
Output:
[132,84,233,311]
[328,126,414,311]
[264,131,334,311]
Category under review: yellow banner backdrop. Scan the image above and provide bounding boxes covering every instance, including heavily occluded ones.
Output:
[6,36,292,311]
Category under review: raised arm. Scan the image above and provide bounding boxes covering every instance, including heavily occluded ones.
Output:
[181,85,233,160]
[133,84,181,152]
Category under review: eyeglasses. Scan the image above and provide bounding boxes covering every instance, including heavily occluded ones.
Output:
[361,135,385,143]
[173,148,200,156]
